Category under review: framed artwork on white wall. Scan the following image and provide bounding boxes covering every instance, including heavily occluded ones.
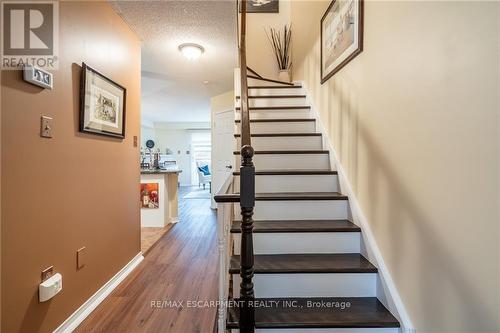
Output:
[239,0,279,13]
[321,0,364,84]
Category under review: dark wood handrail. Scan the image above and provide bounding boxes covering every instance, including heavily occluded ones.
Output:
[246,66,262,78]
[239,4,250,148]
[237,1,256,332]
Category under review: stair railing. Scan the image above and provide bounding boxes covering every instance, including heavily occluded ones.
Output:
[237,1,256,332]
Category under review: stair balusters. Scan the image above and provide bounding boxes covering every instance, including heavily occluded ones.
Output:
[239,145,255,332]
[238,1,255,331]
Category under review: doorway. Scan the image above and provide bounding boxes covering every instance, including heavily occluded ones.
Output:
[211,109,235,208]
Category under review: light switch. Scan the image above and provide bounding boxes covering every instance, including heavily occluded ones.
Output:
[77,247,86,269]
[40,116,53,138]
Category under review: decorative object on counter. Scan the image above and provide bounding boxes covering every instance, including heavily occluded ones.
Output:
[152,149,161,169]
[80,62,126,138]
[162,160,177,169]
[240,0,278,13]
[320,0,364,84]
[140,183,159,209]
[141,148,162,170]
[266,25,292,82]
[146,139,155,148]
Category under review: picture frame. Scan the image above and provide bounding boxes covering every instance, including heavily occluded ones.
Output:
[80,63,126,138]
[239,0,279,13]
[140,183,159,209]
[320,0,364,84]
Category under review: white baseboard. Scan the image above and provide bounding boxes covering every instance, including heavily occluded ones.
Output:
[170,217,179,224]
[53,252,144,333]
[302,82,416,333]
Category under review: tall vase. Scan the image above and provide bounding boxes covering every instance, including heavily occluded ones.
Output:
[278,69,291,83]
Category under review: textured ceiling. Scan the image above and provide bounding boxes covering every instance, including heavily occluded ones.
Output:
[110,1,237,123]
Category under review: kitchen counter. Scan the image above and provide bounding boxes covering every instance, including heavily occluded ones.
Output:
[140,168,182,175]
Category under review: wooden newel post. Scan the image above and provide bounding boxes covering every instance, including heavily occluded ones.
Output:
[239,144,255,333]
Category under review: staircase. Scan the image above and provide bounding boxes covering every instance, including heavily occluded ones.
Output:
[215,73,401,332]
[214,1,401,331]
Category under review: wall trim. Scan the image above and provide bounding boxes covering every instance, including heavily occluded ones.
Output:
[299,81,416,333]
[53,252,144,333]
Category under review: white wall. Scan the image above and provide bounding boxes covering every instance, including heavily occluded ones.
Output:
[140,125,156,148]
[246,0,291,80]
[150,122,211,186]
[291,1,500,332]
[154,129,192,186]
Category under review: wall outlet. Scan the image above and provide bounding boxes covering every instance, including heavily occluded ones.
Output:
[77,247,86,269]
[41,266,53,282]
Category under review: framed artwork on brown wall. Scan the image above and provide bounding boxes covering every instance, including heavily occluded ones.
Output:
[80,63,126,138]
[320,0,364,84]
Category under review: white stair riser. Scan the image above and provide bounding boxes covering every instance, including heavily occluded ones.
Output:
[236,136,323,150]
[248,77,293,86]
[248,87,305,96]
[235,154,330,170]
[234,175,338,193]
[236,109,311,120]
[232,273,377,298]
[235,121,316,134]
[232,328,400,333]
[249,98,307,108]
[233,200,348,220]
[233,232,360,254]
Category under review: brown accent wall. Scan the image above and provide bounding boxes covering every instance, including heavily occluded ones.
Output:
[1,2,141,332]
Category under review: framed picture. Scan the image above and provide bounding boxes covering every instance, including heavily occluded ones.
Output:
[80,63,126,138]
[140,183,159,209]
[239,0,279,13]
[320,0,363,84]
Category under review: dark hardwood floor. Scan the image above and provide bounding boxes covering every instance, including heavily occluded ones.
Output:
[76,186,218,333]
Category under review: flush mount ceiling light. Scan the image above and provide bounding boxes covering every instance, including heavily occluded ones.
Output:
[178,43,204,60]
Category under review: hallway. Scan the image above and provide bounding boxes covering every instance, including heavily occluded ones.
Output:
[76,187,218,333]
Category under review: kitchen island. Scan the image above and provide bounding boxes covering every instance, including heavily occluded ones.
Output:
[140,168,182,227]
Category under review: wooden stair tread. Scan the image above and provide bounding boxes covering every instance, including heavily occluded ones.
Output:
[248,85,302,89]
[234,150,329,155]
[236,95,307,99]
[235,118,314,123]
[214,192,347,203]
[233,170,337,176]
[248,75,295,86]
[230,219,359,233]
[256,192,347,200]
[227,297,400,328]
[229,254,376,274]
[236,106,311,110]
[234,133,321,137]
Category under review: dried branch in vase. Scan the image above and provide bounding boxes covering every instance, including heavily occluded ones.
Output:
[266,25,292,71]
